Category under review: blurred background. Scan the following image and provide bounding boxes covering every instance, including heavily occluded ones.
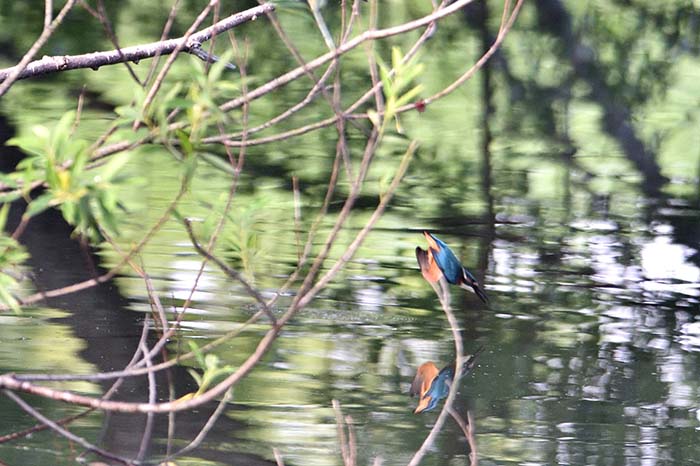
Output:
[0,1,699,465]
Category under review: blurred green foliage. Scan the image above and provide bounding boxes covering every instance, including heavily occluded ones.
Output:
[7,111,129,241]
[0,204,28,312]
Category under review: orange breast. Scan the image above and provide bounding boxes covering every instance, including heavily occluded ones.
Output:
[410,362,439,413]
[423,250,442,283]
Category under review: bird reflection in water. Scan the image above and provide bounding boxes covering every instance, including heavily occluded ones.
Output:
[410,346,484,464]
[410,346,484,413]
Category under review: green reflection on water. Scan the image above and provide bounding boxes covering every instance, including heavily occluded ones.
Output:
[2,0,700,465]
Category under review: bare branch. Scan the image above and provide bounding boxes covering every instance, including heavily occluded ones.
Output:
[0,3,274,85]
[219,0,476,113]
[3,389,133,465]
[273,447,286,466]
[136,341,157,462]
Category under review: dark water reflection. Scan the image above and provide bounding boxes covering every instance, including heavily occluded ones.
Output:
[90,174,700,465]
[2,163,700,465]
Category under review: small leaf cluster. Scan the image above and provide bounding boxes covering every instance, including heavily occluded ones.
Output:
[369,47,425,134]
[0,204,29,312]
[177,341,235,402]
[7,111,130,242]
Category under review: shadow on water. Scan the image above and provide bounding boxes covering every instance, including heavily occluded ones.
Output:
[0,115,275,465]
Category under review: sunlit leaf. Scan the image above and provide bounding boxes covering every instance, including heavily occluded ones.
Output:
[199,152,237,175]
[0,203,9,230]
[186,368,203,387]
[25,193,54,218]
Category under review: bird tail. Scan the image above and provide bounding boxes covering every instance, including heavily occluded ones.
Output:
[459,268,489,304]
[461,345,485,375]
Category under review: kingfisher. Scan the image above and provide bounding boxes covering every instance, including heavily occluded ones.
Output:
[415,231,488,303]
[410,346,484,414]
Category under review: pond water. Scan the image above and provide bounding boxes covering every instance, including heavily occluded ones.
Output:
[1,1,700,465]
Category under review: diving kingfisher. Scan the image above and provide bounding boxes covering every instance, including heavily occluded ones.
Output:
[415,231,488,303]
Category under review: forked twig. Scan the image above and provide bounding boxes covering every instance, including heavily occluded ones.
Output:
[3,390,132,465]
[333,399,357,466]
[183,219,277,325]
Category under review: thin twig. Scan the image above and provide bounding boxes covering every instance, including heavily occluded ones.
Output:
[0,0,78,96]
[333,399,350,466]
[182,219,276,325]
[79,0,143,85]
[345,415,357,466]
[136,341,156,462]
[3,390,133,465]
[159,389,233,463]
[144,0,182,88]
[43,0,53,28]
[273,447,286,466]
[467,409,478,466]
[142,270,170,332]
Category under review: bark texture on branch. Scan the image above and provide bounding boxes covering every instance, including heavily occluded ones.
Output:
[0,3,274,84]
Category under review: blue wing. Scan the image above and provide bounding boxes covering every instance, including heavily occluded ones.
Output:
[425,233,463,284]
[420,347,485,412]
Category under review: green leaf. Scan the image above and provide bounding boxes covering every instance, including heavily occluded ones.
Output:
[50,111,76,161]
[5,134,45,158]
[391,46,403,70]
[97,195,119,235]
[25,193,54,218]
[207,49,235,84]
[188,341,206,367]
[182,151,198,185]
[186,368,203,387]
[176,129,194,157]
[97,152,131,182]
[395,84,425,108]
[0,286,20,314]
[378,59,393,100]
[0,203,9,230]
[0,190,21,204]
[61,200,76,224]
[69,145,90,178]
[204,353,220,370]
[199,152,237,176]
